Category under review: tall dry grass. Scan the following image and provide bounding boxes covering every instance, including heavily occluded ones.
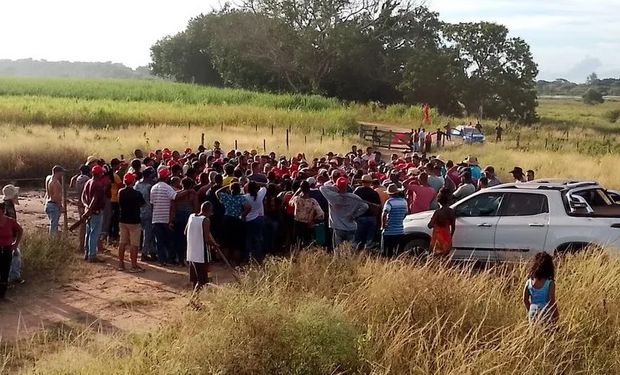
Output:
[12,249,620,374]
[439,142,620,189]
[0,123,361,181]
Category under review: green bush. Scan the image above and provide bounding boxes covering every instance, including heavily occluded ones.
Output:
[582,88,604,105]
[20,231,78,280]
[603,109,620,123]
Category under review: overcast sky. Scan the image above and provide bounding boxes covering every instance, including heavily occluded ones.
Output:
[0,0,618,82]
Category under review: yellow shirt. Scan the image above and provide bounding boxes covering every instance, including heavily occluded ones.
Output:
[110,173,122,203]
[222,175,234,186]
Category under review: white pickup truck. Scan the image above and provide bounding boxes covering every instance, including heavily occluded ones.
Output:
[402,180,620,261]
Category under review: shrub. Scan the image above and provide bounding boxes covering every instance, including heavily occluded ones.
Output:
[603,109,620,123]
[582,88,604,105]
[20,231,78,281]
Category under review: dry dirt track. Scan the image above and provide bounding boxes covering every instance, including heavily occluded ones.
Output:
[0,190,234,342]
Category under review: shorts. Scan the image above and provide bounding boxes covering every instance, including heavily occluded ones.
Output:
[119,223,141,247]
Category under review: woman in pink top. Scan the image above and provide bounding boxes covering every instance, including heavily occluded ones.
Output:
[404,173,437,214]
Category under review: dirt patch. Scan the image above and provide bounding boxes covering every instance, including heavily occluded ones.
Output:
[0,189,235,342]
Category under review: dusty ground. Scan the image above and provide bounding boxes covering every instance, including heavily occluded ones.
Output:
[0,189,234,342]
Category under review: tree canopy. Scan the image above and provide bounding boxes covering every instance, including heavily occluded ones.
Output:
[150,0,539,123]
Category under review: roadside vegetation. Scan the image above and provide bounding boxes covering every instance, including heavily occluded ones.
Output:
[5,249,620,374]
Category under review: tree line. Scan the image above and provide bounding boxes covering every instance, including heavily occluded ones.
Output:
[537,73,620,97]
[0,59,151,79]
[150,0,539,123]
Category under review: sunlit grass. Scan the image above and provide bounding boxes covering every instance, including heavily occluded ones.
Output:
[8,249,620,374]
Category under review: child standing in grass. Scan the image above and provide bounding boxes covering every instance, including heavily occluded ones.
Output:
[523,252,559,323]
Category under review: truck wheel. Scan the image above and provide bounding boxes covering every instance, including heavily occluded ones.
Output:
[402,238,430,258]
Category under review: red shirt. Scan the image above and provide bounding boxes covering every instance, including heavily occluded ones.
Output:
[407,184,436,214]
[0,217,20,247]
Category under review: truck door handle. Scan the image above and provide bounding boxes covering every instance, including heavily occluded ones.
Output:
[528,223,545,227]
[477,223,492,227]
[612,223,620,229]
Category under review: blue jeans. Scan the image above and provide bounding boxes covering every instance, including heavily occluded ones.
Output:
[45,202,61,236]
[355,216,377,249]
[153,223,173,264]
[140,215,155,256]
[333,229,356,250]
[85,213,103,259]
[245,216,265,263]
[8,248,21,282]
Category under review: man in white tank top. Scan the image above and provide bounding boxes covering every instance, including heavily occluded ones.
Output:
[185,201,220,291]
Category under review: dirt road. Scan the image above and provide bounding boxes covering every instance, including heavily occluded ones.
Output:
[0,190,234,341]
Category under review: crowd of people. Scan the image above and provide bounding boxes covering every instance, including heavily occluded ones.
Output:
[0,140,558,320]
[32,143,536,286]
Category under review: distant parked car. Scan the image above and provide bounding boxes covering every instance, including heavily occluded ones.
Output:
[451,126,485,144]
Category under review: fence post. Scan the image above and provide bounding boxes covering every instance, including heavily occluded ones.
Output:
[201,133,205,146]
[220,123,223,132]
[322,128,325,136]
[544,138,548,149]
[62,175,68,234]
[255,123,258,132]
[388,130,392,150]
[271,124,274,135]
[516,133,520,148]
[235,140,238,150]
[320,135,323,144]
[286,129,290,150]
[304,135,307,144]
[341,130,345,143]
[263,139,266,152]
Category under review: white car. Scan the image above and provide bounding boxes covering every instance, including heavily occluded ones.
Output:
[402,180,620,261]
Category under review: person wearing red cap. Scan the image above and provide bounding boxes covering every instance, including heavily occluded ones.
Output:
[117,173,145,272]
[319,177,368,249]
[80,165,107,262]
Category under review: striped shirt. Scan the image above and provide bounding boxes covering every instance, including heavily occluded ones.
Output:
[383,197,408,236]
[150,182,177,224]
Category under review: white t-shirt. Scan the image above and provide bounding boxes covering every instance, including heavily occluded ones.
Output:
[243,187,267,222]
[150,182,177,224]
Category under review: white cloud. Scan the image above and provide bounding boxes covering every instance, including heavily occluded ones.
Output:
[429,0,620,80]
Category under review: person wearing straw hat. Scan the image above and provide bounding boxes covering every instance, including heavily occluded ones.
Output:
[2,185,24,284]
[463,156,482,180]
[381,183,408,257]
[0,201,22,301]
[509,167,526,183]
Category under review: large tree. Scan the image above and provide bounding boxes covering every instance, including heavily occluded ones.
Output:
[150,15,222,85]
[150,6,540,121]
[446,22,538,123]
